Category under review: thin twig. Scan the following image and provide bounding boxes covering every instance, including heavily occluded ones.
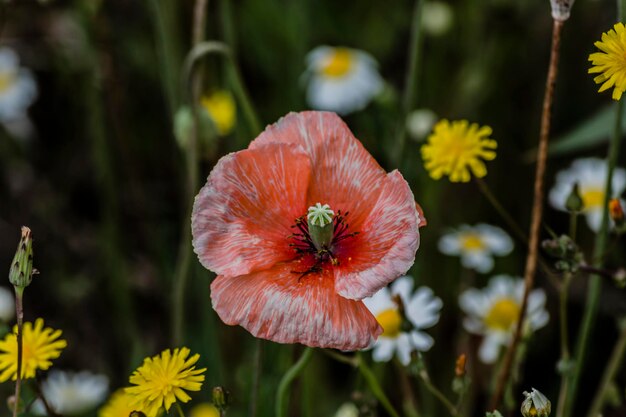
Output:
[490,18,564,410]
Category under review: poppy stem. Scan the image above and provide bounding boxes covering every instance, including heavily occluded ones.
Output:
[417,366,459,417]
[356,352,401,417]
[275,347,314,417]
[249,339,262,417]
[490,17,564,411]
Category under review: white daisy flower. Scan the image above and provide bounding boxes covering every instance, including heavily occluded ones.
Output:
[549,158,626,232]
[0,286,15,323]
[0,47,37,123]
[459,275,549,364]
[406,108,438,141]
[363,276,442,365]
[438,224,514,273]
[304,46,383,115]
[32,370,109,416]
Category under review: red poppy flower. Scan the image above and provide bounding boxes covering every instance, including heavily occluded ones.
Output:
[192,111,424,350]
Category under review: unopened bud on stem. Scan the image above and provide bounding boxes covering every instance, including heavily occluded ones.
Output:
[565,183,583,213]
[9,227,36,290]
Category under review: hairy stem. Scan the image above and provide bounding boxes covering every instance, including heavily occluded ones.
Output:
[356,352,401,417]
[12,287,23,417]
[490,18,564,410]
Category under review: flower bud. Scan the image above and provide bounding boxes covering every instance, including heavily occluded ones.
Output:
[565,183,583,213]
[609,198,624,224]
[212,386,229,411]
[130,412,147,417]
[455,353,467,377]
[521,388,551,417]
[9,226,36,289]
[549,0,575,21]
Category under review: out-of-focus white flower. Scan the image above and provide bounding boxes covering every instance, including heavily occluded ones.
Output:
[549,158,626,232]
[33,370,109,415]
[422,1,454,36]
[439,224,513,273]
[459,275,549,364]
[406,108,438,141]
[0,48,37,123]
[0,287,14,323]
[335,402,359,417]
[304,46,383,115]
[364,276,442,365]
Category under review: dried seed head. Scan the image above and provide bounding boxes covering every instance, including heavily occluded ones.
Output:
[550,0,574,21]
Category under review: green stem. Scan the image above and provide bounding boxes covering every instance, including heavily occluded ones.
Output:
[565,99,624,417]
[393,0,423,167]
[321,349,358,366]
[475,178,528,243]
[569,212,578,242]
[276,347,314,417]
[556,272,573,417]
[585,318,626,417]
[176,403,186,417]
[356,352,401,417]
[418,370,459,417]
[12,287,23,417]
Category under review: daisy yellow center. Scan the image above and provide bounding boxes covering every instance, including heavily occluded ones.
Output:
[581,188,604,209]
[321,49,353,77]
[484,298,520,331]
[0,71,15,93]
[376,308,402,338]
[421,119,497,183]
[201,90,236,135]
[460,233,485,250]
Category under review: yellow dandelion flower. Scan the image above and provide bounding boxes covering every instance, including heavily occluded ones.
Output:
[589,23,626,100]
[200,90,236,135]
[125,347,206,417]
[0,318,67,382]
[421,119,497,182]
[99,389,138,417]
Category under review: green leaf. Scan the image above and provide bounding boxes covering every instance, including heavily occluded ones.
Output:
[549,104,625,156]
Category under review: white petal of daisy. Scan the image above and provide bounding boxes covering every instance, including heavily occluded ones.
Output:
[395,333,413,365]
[410,330,435,351]
[32,370,109,416]
[585,208,604,232]
[459,289,488,318]
[363,286,394,315]
[372,337,396,362]
[475,224,514,255]
[0,48,37,123]
[406,287,442,328]
[390,276,414,301]
[461,251,494,273]
[438,233,463,255]
[304,46,383,115]
[479,333,505,364]
[462,316,484,334]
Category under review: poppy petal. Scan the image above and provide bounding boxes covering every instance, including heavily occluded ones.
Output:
[210,260,382,350]
[192,143,311,277]
[334,170,420,299]
[250,111,387,229]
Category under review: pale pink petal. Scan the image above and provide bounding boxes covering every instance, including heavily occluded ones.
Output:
[250,111,388,230]
[210,260,382,350]
[192,143,311,277]
[334,170,420,299]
